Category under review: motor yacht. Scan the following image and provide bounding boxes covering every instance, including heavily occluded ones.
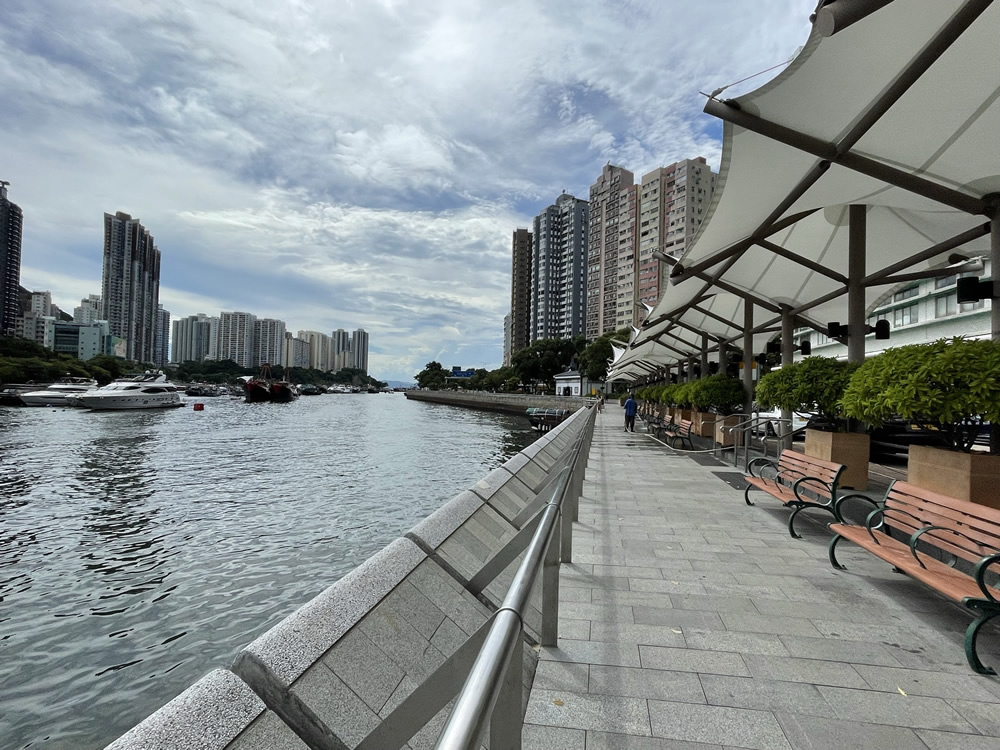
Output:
[76,371,184,411]
[19,377,99,407]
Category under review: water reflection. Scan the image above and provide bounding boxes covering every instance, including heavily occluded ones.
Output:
[0,396,536,749]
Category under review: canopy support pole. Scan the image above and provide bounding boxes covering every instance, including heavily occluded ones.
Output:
[701,334,710,380]
[743,302,754,416]
[781,305,795,452]
[848,205,867,364]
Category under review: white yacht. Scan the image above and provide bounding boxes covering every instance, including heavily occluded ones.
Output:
[76,371,184,411]
[19,377,99,407]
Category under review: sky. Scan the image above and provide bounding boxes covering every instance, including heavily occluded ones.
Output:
[0,0,815,382]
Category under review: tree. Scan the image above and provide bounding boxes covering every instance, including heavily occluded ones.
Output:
[414,361,447,389]
[511,338,579,389]
[578,328,630,382]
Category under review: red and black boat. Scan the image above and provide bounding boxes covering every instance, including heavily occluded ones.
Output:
[243,364,298,403]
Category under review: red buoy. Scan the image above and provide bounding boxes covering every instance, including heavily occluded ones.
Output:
[193,402,205,411]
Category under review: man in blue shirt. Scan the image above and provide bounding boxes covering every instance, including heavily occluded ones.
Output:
[624,392,638,432]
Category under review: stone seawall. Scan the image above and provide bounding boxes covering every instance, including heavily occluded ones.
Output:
[404,389,592,416]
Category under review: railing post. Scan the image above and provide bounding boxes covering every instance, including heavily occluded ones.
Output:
[541,510,561,647]
[489,639,523,750]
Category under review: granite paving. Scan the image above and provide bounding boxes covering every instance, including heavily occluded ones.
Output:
[522,406,1000,750]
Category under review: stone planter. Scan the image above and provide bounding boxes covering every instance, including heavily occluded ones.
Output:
[690,411,716,438]
[715,414,744,446]
[908,444,1000,510]
[804,429,870,491]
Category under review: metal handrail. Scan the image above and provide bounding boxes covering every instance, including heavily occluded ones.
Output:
[725,415,792,468]
[434,408,592,750]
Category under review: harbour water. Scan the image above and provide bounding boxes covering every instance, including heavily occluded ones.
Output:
[0,393,536,749]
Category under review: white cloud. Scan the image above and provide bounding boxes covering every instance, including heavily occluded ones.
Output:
[0,0,814,380]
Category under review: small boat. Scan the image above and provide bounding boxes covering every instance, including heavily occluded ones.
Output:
[243,364,298,403]
[76,371,183,411]
[298,384,325,396]
[19,377,99,407]
[185,384,220,397]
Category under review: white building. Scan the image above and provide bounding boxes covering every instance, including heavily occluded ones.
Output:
[254,318,287,367]
[218,311,257,368]
[30,290,52,317]
[284,333,311,369]
[297,330,331,371]
[101,211,160,364]
[350,328,369,372]
[43,319,112,360]
[74,294,102,325]
[331,328,351,372]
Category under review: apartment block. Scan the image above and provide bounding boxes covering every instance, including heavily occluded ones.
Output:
[254,318,287,367]
[218,311,257,368]
[0,183,23,336]
[531,192,588,341]
[587,165,636,339]
[101,211,161,363]
[510,228,532,356]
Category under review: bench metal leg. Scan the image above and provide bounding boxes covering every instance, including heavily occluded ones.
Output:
[828,534,847,570]
[965,602,999,675]
[787,504,836,540]
[743,486,757,506]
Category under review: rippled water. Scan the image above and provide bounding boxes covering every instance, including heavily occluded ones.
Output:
[0,394,536,749]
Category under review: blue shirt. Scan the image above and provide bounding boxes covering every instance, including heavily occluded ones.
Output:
[624,397,637,416]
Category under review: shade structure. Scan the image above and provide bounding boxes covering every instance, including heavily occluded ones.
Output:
[667,0,999,339]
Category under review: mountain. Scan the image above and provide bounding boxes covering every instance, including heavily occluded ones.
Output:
[385,380,416,389]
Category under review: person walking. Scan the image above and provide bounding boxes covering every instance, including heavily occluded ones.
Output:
[624,392,637,432]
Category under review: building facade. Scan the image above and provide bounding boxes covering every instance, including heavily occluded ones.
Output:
[100,211,161,363]
[171,313,215,364]
[284,333,311,369]
[531,192,589,342]
[218,311,257,368]
[74,294,102,325]
[587,165,636,339]
[331,328,351,372]
[154,305,170,366]
[43,319,113,360]
[510,228,532,357]
[254,318,287,367]
[297,330,331,371]
[350,328,369,373]
[0,183,23,336]
[636,158,717,309]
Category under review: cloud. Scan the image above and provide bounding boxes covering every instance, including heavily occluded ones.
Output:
[0,0,814,380]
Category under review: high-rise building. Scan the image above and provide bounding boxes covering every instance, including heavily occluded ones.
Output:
[503,312,512,367]
[284,332,311,369]
[30,291,52,317]
[74,294,102,325]
[0,183,23,336]
[636,158,717,309]
[531,192,589,342]
[218,311,256,368]
[586,165,636,340]
[297,330,330,371]
[254,318,287,368]
[350,328,369,373]
[171,313,215,364]
[510,228,532,356]
[100,211,161,363]
[154,304,170,366]
[331,328,351,372]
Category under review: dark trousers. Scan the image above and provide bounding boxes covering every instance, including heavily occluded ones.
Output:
[625,414,636,431]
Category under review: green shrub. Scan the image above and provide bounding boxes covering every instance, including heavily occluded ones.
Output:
[755,357,858,430]
[691,374,747,415]
[841,338,1000,452]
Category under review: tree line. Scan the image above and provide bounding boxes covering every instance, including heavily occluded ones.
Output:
[414,329,630,392]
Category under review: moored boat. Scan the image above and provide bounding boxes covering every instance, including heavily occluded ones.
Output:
[19,377,99,407]
[76,371,183,411]
[243,364,298,403]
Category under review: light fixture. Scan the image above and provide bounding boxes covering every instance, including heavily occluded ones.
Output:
[827,320,890,340]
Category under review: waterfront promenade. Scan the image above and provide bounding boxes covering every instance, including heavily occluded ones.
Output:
[522,405,1000,749]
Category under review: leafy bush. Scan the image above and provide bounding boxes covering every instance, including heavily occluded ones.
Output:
[691,374,747,415]
[673,381,695,408]
[841,338,1000,452]
[755,357,859,430]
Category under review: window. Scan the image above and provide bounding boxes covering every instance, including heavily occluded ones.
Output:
[893,285,919,302]
[935,274,957,289]
[960,298,986,313]
[935,294,956,318]
[894,303,918,327]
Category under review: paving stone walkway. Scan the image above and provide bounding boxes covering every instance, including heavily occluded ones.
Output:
[522,405,1000,750]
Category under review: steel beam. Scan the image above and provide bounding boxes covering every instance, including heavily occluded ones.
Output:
[814,0,895,37]
[862,223,991,286]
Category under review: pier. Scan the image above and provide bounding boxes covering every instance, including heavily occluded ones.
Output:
[105,403,1000,749]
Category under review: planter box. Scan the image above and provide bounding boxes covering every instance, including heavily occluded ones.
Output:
[680,409,692,422]
[690,411,716,438]
[804,429,870,491]
[715,415,744,446]
[908,444,1000,510]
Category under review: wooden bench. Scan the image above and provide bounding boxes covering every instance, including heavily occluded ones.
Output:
[662,419,694,450]
[744,450,845,538]
[829,480,1000,674]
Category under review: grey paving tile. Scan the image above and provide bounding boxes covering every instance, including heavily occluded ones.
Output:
[559,618,592,641]
[522,724,586,750]
[916,729,1000,750]
[683,629,790,657]
[719,613,823,637]
[775,713,928,750]
[559,601,635,623]
[592,589,675,610]
[647,701,791,750]
[947,698,1000,735]
[588,664,706,703]
[818,685,976,732]
[540,639,642,667]
[628,578,709,596]
[589,622,688,648]
[639,645,750,677]
[778,634,905,667]
[592,564,665,579]
[585,731,724,749]
[524,688,651,735]
[633,607,725,630]
[532,660,590,692]
[560,586,593,603]
[853,663,1000,703]
[700,674,838,718]
[743,655,868,688]
[667,595,762,614]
